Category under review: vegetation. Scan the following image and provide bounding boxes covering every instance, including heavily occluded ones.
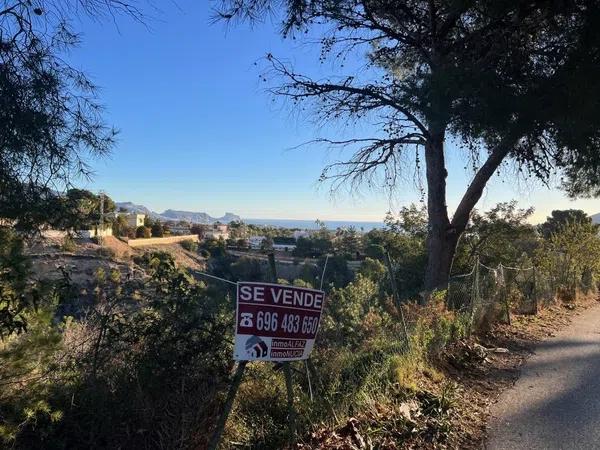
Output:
[134,225,149,238]
[1,0,600,447]
[151,222,164,237]
[180,239,199,252]
[217,0,600,294]
[0,1,145,232]
[1,205,600,448]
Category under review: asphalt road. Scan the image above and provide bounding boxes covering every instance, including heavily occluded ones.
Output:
[487,303,600,450]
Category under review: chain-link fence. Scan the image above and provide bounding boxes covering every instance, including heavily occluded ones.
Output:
[447,258,596,334]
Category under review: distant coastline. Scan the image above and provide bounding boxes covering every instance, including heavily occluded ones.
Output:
[243,218,384,231]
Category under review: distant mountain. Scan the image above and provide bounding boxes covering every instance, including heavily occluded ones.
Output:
[115,202,158,218]
[115,202,240,224]
[161,209,240,224]
[592,213,600,224]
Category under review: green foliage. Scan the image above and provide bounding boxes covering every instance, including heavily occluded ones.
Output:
[320,274,389,348]
[453,201,539,272]
[384,205,428,238]
[151,222,164,237]
[0,3,121,232]
[535,220,600,296]
[2,252,234,449]
[61,235,77,252]
[363,205,428,298]
[201,238,227,258]
[5,201,599,449]
[135,225,151,238]
[180,239,199,252]
[0,303,65,446]
[334,226,362,258]
[292,235,333,257]
[318,255,353,290]
[112,214,131,237]
[358,258,387,284]
[228,221,248,239]
[0,228,31,338]
[49,190,116,232]
[230,256,264,282]
[539,209,595,239]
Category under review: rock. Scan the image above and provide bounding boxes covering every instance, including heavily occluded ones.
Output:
[491,347,509,353]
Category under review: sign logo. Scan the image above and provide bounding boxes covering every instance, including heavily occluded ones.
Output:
[233,282,326,361]
[245,335,268,358]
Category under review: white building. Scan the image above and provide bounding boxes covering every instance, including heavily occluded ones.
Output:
[126,213,146,228]
[115,212,146,228]
[77,225,113,239]
[204,223,229,240]
[293,230,310,240]
[248,235,266,249]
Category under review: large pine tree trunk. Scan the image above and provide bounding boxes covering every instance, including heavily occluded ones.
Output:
[422,134,513,299]
[422,131,460,297]
[424,224,459,294]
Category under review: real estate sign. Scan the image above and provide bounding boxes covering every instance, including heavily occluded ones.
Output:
[234,282,326,361]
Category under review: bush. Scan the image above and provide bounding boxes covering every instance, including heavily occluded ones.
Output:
[61,235,77,252]
[96,247,116,259]
[151,222,164,237]
[136,226,151,238]
[2,252,233,449]
[180,239,198,252]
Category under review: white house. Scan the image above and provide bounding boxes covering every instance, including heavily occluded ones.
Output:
[126,213,146,228]
[115,212,146,228]
[204,223,230,240]
[248,235,266,249]
[77,225,113,239]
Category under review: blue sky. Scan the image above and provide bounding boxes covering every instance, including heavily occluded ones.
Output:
[70,1,599,223]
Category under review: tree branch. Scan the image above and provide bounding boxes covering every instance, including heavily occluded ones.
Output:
[451,137,516,232]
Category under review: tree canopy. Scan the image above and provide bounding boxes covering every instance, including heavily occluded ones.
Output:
[216,0,600,294]
[0,0,143,231]
[539,209,595,238]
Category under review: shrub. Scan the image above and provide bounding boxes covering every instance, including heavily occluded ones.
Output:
[61,235,77,252]
[3,252,234,449]
[151,222,164,237]
[180,239,198,252]
[96,247,116,259]
[136,226,151,238]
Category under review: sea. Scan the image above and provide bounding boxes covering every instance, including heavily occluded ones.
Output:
[243,218,384,231]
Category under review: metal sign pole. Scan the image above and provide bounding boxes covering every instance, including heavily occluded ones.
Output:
[207,360,247,450]
[268,252,297,442]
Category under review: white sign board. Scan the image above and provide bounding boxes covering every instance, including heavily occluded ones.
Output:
[233,282,326,361]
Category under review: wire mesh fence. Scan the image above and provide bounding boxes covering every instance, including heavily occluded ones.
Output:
[447,258,595,334]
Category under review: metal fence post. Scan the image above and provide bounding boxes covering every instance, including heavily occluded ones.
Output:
[500,264,511,325]
[468,257,480,335]
[385,251,411,351]
[532,266,538,314]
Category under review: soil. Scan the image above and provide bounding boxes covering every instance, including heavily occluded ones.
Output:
[135,243,206,271]
[26,234,205,287]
